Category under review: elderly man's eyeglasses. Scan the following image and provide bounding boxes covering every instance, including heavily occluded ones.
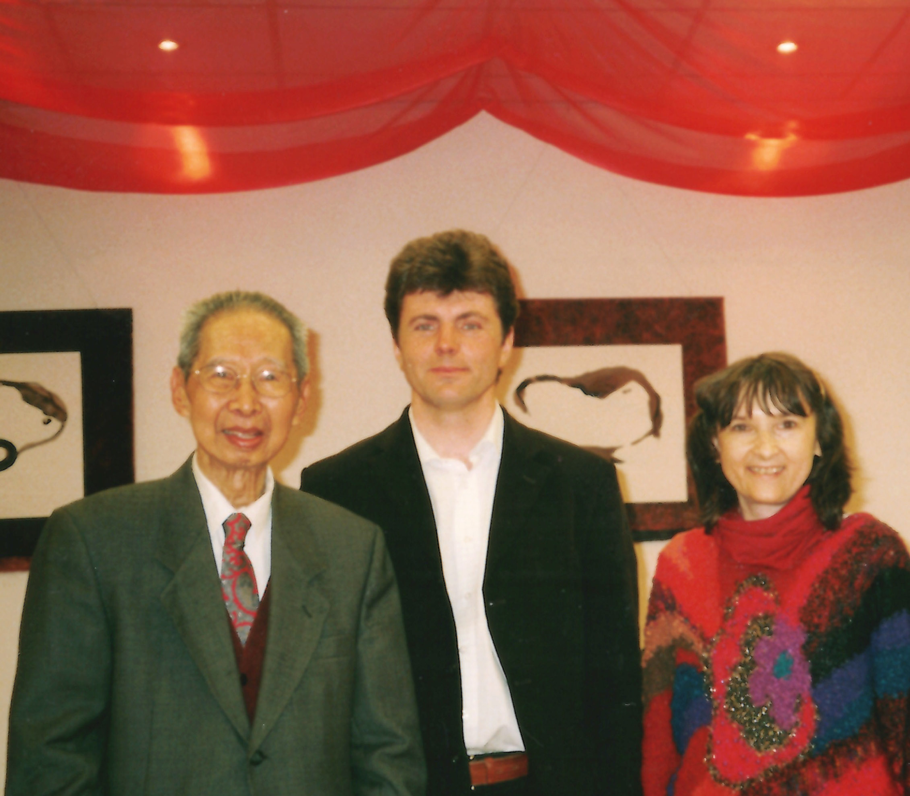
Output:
[192,364,296,398]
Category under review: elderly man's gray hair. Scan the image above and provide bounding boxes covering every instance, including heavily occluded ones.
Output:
[177,291,308,380]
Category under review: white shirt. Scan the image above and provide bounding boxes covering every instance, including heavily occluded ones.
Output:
[192,454,273,593]
[410,405,524,755]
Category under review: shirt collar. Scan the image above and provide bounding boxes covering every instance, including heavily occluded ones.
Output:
[410,404,504,468]
[191,453,274,534]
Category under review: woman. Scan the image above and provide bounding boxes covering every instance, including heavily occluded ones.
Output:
[642,352,910,795]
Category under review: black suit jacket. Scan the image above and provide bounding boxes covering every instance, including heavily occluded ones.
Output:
[301,409,642,796]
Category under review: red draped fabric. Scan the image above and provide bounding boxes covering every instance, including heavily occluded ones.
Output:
[1,0,909,196]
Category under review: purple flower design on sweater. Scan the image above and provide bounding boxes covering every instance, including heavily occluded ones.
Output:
[749,619,811,730]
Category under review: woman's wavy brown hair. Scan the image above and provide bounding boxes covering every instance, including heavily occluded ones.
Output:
[687,352,852,531]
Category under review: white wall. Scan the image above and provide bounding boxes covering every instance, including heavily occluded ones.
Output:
[3,113,909,786]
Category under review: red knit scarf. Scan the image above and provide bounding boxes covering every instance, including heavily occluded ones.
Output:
[713,486,827,570]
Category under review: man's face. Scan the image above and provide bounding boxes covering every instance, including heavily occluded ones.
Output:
[393,290,513,416]
[170,308,308,491]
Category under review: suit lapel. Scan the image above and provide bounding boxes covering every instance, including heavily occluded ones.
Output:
[156,461,250,741]
[373,409,554,581]
[486,412,555,574]
[370,410,445,573]
[249,485,329,752]
[371,409,554,577]
[372,411,433,515]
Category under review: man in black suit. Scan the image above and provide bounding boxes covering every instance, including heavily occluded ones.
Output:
[301,231,642,796]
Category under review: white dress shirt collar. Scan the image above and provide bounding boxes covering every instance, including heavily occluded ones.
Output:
[410,402,504,469]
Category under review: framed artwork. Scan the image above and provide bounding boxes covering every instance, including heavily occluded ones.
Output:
[0,309,134,570]
[503,298,726,541]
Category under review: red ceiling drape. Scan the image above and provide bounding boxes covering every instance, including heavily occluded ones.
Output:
[2,0,909,196]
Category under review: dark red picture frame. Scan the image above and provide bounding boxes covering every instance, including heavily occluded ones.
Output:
[514,298,726,541]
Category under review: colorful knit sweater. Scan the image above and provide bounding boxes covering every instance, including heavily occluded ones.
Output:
[642,503,910,795]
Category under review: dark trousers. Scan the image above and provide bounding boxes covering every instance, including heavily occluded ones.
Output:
[473,778,537,796]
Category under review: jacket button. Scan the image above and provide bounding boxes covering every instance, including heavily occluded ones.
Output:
[250,750,266,766]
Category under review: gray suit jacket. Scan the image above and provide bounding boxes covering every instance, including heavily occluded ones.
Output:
[6,459,425,796]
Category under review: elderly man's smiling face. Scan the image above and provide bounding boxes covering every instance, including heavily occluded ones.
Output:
[171,308,308,502]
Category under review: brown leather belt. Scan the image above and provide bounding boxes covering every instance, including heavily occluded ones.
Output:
[468,752,529,786]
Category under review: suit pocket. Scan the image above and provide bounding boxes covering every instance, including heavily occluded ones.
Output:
[310,631,353,661]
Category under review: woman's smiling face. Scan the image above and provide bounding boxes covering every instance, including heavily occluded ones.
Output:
[714,397,821,521]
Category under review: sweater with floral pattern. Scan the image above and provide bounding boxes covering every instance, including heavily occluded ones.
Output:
[642,509,910,795]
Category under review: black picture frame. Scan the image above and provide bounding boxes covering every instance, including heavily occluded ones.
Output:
[0,309,134,570]
[514,297,726,541]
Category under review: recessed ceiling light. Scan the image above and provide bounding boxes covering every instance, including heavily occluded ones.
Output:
[159,40,179,52]
[777,41,798,54]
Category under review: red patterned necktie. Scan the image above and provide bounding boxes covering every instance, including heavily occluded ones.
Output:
[220,512,259,645]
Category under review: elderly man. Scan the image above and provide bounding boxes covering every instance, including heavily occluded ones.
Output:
[6,291,425,796]
[301,231,642,796]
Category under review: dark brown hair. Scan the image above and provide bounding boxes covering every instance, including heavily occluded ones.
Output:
[687,352,852,530]
[384,230,519,341]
